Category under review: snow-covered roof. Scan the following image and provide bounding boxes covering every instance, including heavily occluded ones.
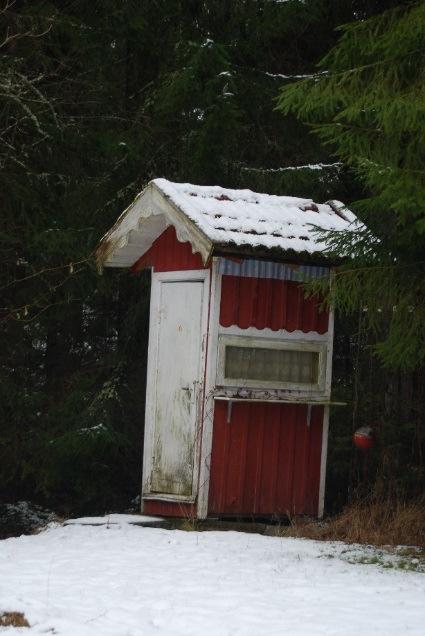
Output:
[96,178,359,268]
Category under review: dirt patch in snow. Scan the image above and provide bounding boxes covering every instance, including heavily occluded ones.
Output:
[0,611,30,627]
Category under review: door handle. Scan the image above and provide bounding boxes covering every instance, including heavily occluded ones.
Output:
[182,386,192,402]
[181,382,199,404]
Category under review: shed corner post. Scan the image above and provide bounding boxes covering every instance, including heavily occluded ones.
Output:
[318,273,335,519]
[318,404,330,519]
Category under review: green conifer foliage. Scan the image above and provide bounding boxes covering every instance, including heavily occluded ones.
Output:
[277,2,425,368]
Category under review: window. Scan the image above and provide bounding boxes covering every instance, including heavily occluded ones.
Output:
[217,335,326,392]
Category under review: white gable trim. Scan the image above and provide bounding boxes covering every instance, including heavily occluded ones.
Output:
[150,181,213,262]
[96,182,213,269]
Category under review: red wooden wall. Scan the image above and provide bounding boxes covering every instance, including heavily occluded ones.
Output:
[220,275,328,333]
[208,402,323,517]
[208,272,328,518]
[143,500,196,518]
[132,225,205,273]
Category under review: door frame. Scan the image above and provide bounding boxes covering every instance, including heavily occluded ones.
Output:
[197,258,221,518]
[141,269,210,506]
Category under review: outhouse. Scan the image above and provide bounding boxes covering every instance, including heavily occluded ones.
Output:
[97,179,356,519]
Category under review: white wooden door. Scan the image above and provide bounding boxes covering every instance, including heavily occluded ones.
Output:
[145,273,207,499]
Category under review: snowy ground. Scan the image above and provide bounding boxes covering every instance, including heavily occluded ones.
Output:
[1,516,424,635]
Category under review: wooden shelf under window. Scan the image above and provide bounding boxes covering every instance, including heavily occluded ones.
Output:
[213,395,346,406]
[212,395,346,425]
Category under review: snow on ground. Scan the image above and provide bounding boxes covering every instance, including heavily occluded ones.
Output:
[1,516,424,636]
[63,514,163,526]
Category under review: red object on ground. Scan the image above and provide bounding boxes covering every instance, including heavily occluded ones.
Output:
[353,427,375,450]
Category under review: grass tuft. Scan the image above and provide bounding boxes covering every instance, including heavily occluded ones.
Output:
[281,498,425,548]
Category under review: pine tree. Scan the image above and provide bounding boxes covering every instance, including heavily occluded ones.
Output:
[277,1,425,369]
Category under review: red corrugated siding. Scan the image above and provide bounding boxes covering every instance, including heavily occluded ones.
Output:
[220,275,328,333]
[208,402,323,517]
[132,226,205,273]
[143,500,196,518]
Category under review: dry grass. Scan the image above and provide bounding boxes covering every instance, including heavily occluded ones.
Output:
[0,612,30,628]
[281,499,425,548]
[178,517,201,532]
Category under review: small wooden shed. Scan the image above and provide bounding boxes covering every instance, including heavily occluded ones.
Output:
[97,179,356,519]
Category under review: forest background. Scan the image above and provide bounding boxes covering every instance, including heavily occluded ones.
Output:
[1,0,424,520]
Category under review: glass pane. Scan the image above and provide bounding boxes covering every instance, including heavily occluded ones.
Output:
[224,345,319,385]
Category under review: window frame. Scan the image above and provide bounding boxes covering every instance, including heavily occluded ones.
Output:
[216,334,327,393]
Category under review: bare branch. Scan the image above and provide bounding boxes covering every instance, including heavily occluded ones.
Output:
[0,258,92,292]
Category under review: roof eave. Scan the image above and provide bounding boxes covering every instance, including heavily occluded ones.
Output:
[95,185,152,271]
[211,242,341,267]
